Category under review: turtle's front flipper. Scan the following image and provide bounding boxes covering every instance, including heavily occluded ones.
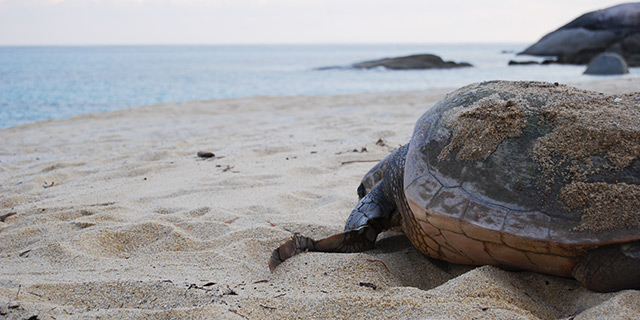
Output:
[269,182,398,272]
[268,228,378,272]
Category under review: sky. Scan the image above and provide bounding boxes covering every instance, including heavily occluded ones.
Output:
[0,0,630,45]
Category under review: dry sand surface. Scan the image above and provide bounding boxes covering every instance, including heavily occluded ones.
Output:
[1,78,639,319]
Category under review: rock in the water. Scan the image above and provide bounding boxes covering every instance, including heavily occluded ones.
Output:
[351,54,472,70]
[507,60,555,66]
[584,52,629,75]
[508,60,540,65]
[520,3,640,66]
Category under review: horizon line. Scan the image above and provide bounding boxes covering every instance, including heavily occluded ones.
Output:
[0,41,533,47]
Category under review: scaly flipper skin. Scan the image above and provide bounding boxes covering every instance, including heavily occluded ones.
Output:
[572,241,640,292]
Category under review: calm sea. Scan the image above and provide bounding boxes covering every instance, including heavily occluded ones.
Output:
[1,44,638,128]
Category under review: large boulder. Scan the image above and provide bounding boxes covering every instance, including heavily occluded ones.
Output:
[520,3,640,66]
[350,54,472,70]
[584,52,630,75]
[608,33,640,66]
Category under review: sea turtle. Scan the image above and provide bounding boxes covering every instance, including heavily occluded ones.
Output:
[269,81,640,292]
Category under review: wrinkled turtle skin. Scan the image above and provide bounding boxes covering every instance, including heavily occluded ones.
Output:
[270,81,640,292]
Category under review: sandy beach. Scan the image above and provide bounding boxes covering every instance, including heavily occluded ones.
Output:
[1,78,639,319]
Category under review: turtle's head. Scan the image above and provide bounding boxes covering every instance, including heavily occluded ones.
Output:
[357,183,367,199]
[344,181,396,232]
[346,144,409,232]
[357,144,409,199]
[358,144,409,199]
[358,162,386,200]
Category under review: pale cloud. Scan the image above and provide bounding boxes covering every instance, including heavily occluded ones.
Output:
[0,0,629,45]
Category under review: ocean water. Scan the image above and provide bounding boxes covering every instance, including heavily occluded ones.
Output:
[1,44,638,128]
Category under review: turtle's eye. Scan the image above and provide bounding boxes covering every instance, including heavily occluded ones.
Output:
[357,183,367,199]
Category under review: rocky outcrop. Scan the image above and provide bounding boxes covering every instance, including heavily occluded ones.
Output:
[584,52,629,75]
[607,33,640,66]
[351,54,472,70]
[508,60,555,65]
[520,3,640,66]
